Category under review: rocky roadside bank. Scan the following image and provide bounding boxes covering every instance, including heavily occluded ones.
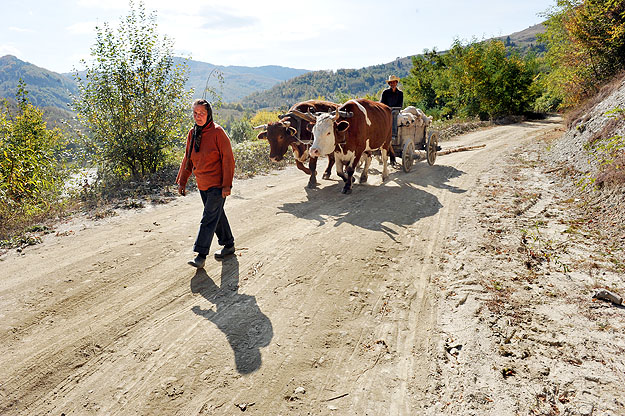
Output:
[426,124,625,415]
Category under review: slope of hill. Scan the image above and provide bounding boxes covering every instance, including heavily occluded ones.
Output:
[239,23,546,110]
[240,57,413,110]
[499,23,547,55]
[0,55,77,110]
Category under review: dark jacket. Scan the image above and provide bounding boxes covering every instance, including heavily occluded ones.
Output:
[380,88,404,108]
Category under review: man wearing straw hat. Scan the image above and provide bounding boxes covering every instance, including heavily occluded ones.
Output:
[380,75,404,137]
[380,75,404,108]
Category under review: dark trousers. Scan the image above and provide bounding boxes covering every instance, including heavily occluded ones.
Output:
[193,188,234,256]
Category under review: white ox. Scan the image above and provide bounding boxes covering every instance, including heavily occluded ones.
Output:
[308,99,393,194]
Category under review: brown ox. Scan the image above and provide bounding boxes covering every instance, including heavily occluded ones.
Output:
[308,99,394,194]
[256,100,338,188]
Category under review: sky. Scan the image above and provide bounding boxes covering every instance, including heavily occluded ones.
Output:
[0,0,555,74]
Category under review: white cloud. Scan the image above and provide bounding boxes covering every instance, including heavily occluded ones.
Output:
[66,21,98,35]
[9,26,34,33]
[75,0,127,9]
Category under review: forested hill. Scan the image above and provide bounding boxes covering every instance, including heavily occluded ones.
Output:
[0,55,77,110]
[497,23,546,55]
[240,57,412,110]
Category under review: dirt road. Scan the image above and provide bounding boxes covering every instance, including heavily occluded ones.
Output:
[0,119,566,415]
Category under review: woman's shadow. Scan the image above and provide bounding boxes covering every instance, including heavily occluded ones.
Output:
[190,257,273,374]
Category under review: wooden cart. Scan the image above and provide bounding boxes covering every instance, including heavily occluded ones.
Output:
[390,107,440,173]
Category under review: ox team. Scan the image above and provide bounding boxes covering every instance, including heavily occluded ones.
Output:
[257,75,404,194]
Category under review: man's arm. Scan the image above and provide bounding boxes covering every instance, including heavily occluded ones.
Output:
[380,89,389,105]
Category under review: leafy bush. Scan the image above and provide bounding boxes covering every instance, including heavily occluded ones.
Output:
[0,83,70,239]
[72,1,191,179]
[229,119,255,143]
[232,139,293,178]
[250,110,281,127]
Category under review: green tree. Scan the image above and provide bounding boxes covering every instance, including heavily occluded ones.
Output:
[72,1,191,178]
[250,110,281,129]
[404,40,535,119]
[0,81,67,204]
[540,0,625,107]
[404,49,449,113]
[229,119,254,143]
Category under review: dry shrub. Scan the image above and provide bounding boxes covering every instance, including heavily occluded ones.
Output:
[596,153,625,187]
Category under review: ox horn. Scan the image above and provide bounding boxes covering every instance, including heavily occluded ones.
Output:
[253,124,268,130]
[282,120,291,127]
[332,108,341,121]
[289,109,317,122]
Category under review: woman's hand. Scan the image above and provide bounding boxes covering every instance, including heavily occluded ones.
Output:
[178,184,186,196]
[222,187,231,198]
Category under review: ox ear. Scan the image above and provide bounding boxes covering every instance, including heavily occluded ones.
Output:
[336,120,350,132]
[286,126,297,136]
[257,131,267,140]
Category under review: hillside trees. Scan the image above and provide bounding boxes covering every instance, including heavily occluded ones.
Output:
[73,1,191,178]
[241,58,411,110]
[404,40,536,120]
[540,0,625,107]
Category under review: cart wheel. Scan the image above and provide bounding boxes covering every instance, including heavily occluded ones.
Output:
[402,140,415,173]
[426,130,439,166]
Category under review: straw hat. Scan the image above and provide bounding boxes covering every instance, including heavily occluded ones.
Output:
[386,75,400,84]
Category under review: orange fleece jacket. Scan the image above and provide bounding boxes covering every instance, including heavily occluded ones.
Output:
[176,122,235,191]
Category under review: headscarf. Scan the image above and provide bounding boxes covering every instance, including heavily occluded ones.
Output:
[192,100,213,153]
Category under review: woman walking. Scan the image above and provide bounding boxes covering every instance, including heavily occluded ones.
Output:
[176,99,236,268]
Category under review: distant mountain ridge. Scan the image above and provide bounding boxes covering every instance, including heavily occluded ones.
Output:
[179,58,309,102]
[0,55,309,111]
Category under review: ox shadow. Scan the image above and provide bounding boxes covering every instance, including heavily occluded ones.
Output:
[391,161,467,194]
[190,257,273,374]
[278,163,465,240]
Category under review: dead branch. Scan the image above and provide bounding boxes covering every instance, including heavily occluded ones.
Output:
[437,144,486,156]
